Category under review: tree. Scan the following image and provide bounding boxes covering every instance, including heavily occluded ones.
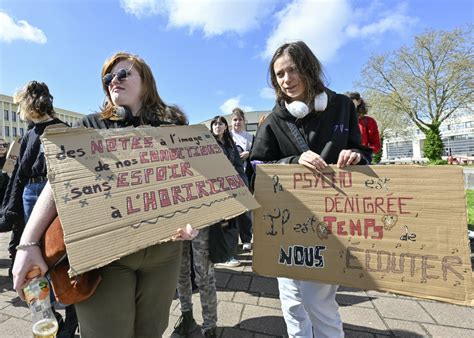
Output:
[358,26,473,161]
[360,89,411,162]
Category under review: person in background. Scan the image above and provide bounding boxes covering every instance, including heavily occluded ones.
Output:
[172,115,245,338]
[229,108,253,256]
[0,81,78,338]
[251,41,370,338]
[0,137,16,278]
[346,92,380,163]
[0,138,9,206]
[0,137,11,269]
[12,52,197,337]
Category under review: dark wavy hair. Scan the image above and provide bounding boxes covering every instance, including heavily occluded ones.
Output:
[100,52,186,125]
[269,41,326,106]
[210,116,234,149]
[346,92,368,115]
[13,81,56,121]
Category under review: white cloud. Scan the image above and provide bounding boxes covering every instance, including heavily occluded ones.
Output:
[0,12,47,44]
[220,96,253,114]
[120,0,166,17]
[259,87,275,100]
[263,0,351,62]
[346,2,417,38]
[121,0,276,36]
[120,0,418,63]
[262,0,417,62]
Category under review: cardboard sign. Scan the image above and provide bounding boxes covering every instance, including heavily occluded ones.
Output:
[42,124,260,276]
[253,165,473,306]
[3,137,21,176]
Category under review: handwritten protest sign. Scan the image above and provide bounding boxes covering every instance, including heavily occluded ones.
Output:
[3,136,21,176]
[253,164,473,306]
[42,124,260,276]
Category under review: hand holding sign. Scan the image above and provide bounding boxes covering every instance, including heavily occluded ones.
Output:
[172,224,199,241]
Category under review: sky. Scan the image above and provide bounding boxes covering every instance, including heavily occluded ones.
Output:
[0,0,472,124]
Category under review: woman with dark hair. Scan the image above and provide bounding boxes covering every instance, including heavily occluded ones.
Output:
[251,41,371,338]
[12,53,196,337]
[347,92,381,163]
[0,81,77,337]
[0,81,66,233]
[213,116,239,152]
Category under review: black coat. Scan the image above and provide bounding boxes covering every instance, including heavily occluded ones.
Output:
[216,139,248,187]
[250,88,371,164]
[0,118,68,232]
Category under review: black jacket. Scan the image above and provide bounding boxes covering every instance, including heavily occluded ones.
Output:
[216,139,248,187]
[0,118,68,232]
[250,88,371,165]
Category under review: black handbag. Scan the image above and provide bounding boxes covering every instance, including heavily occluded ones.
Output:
[208,219,239,263]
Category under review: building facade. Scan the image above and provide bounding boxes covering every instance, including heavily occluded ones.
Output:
[382,113,474,163]
[0,94,83,143]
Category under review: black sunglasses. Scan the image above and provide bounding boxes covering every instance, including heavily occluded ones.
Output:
[103,66,133,86]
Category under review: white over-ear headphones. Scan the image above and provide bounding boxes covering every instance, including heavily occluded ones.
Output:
[285,100,309,119]
[285,91,328,119]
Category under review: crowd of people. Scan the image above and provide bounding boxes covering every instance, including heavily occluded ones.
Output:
[0,41,381,338]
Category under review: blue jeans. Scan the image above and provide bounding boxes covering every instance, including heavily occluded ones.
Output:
[22,181,47,222]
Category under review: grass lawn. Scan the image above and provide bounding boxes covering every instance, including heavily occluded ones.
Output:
[467,189,474,231]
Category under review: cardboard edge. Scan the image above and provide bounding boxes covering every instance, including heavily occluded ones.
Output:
[251,265,474,307]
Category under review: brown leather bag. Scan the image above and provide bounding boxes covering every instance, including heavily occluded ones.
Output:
[42,216,101,304]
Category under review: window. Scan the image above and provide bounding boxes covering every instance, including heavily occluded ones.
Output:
[4,109,9,120]
[20,128,25,136]
[4,126,9,137]
[12,111,17,122]
[246,123,258,132]
[12,127,17,137]
[387,141,413,159]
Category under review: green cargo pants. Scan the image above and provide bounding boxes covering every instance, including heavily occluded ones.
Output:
[75,241,182,337]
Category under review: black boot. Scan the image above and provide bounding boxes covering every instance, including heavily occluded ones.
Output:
[57,305,78,338]
[171,311,199,338]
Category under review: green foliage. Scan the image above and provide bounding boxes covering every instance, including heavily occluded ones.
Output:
[372,150,382,164]
[371,135,383,164]
[428,159,448,165]
[423,125,444,161]
[467,189,474,230]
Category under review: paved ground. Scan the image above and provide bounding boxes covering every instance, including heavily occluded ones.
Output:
[0,232,473,337]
